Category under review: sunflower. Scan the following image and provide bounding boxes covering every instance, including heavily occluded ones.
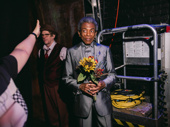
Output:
[79,57,97,72]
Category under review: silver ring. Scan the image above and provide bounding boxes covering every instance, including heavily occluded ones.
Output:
[88,89,91,92]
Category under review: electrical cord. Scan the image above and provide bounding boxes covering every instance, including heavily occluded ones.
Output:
[109,0,120,48]
[111,90,145,108]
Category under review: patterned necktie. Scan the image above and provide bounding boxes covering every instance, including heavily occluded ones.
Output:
[44,49,50,60]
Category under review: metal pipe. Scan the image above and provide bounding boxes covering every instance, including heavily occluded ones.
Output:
[122,32,127,88]
[91,0,97,19]
[97,0,103,30]
[116,75,153,81]
[115,64,125,70]
[152,26,158,120]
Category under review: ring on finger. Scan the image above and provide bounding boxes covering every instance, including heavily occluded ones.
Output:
[88,89,91,92]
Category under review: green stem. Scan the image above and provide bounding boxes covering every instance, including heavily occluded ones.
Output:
[93,95,96,101]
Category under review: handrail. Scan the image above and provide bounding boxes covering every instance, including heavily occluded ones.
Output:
[116,75,154,82]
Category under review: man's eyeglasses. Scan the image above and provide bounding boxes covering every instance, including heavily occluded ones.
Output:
[41,34,50,37]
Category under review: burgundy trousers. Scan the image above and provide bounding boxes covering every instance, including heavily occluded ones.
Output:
[43,84,69,127]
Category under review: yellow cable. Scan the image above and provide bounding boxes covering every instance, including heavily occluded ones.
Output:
[111,91,145,108]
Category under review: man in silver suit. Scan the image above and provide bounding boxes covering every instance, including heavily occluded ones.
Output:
[61,16,116,127]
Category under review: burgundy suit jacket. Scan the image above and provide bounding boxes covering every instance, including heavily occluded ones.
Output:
[38,43,64,87]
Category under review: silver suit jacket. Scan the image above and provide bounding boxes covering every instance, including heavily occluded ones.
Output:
[62,41,116,117]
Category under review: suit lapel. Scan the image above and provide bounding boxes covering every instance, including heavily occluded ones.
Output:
[74,43,84,65]
[94,42,102,61]
[47,44,61,63]
[94,42,106,69]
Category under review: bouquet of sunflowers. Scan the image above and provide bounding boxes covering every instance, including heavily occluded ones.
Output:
[76,56,107,101]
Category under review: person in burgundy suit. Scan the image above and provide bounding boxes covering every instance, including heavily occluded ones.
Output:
[37,24,68,127]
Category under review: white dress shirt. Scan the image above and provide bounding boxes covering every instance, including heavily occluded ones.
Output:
[38,41,67,61]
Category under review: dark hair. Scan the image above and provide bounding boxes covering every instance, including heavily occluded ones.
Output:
[78,17,98,32]
[41,24,58,38]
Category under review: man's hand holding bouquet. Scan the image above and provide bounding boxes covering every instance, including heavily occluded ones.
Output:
[77,56,107,101]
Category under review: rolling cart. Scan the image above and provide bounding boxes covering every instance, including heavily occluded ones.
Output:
[97,24,170,127]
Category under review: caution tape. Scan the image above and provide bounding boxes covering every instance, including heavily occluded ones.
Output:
[113,118,145,127]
